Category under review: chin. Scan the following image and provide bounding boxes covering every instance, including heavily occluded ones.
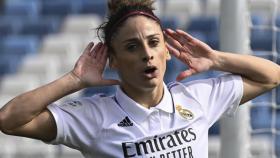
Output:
[121,74,164,91]
[140,78,163,89]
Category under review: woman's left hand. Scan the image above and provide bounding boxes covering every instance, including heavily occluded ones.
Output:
[164,29,217,81]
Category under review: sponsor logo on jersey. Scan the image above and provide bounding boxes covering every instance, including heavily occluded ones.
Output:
[118,116,134,127]
[176,105,194,120]
[122,128,197,158]
[70,101,82,106]
[62,100,83,109]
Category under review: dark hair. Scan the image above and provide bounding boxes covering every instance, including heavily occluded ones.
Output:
[97,0,161,54]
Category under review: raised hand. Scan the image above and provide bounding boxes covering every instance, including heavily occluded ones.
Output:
[164,29,217,81]
[71,42,120,88]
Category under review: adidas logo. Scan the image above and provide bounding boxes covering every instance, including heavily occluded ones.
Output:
[118,116,133,127]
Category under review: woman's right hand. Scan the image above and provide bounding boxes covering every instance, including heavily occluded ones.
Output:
[71,42,120,88]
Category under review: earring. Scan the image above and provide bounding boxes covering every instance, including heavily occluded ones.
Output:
[167,50,170,55]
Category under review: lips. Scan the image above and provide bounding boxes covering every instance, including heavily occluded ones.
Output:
[144,66,157,73]
[143,66,158,79]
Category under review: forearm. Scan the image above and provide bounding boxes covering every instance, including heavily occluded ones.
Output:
[0,72,84,130]
[212,50,280,86]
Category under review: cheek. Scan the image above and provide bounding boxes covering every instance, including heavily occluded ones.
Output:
[159,50,169,69]
[158,49,169,63]
[116,56,138,72]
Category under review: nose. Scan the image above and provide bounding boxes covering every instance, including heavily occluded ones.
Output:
[142,47,154,62]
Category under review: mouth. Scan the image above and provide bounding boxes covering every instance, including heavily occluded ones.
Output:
[144,66,157,73]
[143,66,158,79]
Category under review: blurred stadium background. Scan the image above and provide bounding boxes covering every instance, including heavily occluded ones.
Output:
[0,0,279,157]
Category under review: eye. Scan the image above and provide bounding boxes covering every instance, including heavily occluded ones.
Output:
[149,38,159,47]
[126,43,137,52]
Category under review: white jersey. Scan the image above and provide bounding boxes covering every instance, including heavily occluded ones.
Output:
[47,74,243,158]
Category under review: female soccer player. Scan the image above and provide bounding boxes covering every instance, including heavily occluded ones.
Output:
[1,0,280,157]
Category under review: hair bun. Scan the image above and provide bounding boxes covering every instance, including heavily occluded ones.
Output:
[107,0,155,16]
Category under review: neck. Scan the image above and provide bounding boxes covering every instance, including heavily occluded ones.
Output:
[120,83,164,109]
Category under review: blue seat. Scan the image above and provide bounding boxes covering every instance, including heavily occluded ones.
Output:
[4,0,40,17]
[252,91,272,103]
[164,70,177,83]
[0,15,23,35]
[186,16,218,33]
[187,31,220,54]
[251,15,267,25]
[78,1,107,16]
[275,125,280,157]
[276,32,280,53]
[253,51,274,61]
[275,14,280,27]
[0,21,15,36]
[250,106,272,129]
[41,1,74,17]
[276,87,280,105]
[165,56,190,83]
[19,17,61,37]
[186,17,219,50]
[209,122,220,135]
[250,29,273,51]
[276,135,280,157]
[276,110,280,130]
[188,31,207,42]
[206,32,219,50]
[161,17,179,30]
[165,59,222,83]
[1,35,39,55]
[167,58,186,72]
[0,53,22,76]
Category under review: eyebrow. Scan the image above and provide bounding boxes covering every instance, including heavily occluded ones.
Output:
[122,33,161,44]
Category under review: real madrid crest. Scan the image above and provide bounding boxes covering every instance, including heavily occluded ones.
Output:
[176,105,194,120]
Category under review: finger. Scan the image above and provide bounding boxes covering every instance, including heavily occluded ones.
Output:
[167,43,192,67]
[176,69,196,81]
[166,29,192,50]
[166,29,186,43]
[175,29,195,42]
[96,43,105,60]
[165,30,191,53]
[165,31,184,51]
[165,29,180,42]
[99,46,109,66]
[165,34,193,61]
[99,79,120,86]
[176,29,206,50]
[90,42,102,57]
[91,42,102,57]
[84,42,95,55]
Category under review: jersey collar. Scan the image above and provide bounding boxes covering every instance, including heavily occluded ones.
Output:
[115,83,174,123]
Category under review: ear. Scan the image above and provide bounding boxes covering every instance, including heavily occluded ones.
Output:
[109,53,118,70]
[165,47,171,61]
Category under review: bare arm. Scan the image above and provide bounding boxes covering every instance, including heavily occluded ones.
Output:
[212,52,280,104]
[0,42,119,141]
[165,29,280,105]
[0,73,83,141]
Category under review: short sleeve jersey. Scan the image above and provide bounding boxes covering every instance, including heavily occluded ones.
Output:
[47,74,243,158]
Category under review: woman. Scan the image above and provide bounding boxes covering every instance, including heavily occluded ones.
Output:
[0,0,280,157]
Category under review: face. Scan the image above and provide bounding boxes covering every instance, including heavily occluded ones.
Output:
[110,16,170,92]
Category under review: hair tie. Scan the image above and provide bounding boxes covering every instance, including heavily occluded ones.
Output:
[109,10,160,39]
